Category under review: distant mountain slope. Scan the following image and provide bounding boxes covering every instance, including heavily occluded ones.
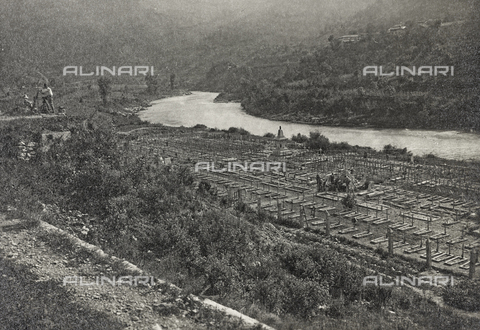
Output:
[0,0,375,90]
[0,0,176,84]
[346,0,473,30]
[217,0,480,131]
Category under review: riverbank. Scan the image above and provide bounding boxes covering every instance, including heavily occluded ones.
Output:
[213,92,480,134]
[140,91,480,161]
[0,82,192,122]
[252,112,480,134]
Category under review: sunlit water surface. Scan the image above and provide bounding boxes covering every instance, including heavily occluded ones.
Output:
[138,92,480,161]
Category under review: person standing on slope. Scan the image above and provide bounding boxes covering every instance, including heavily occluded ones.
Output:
[23,94,33,110]
[41,83,55,113]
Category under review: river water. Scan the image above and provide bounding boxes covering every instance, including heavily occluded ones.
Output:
[138,91,480,161]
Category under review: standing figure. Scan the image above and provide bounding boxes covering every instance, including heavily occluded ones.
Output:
[41,83,55,113]
[23,94,33,110]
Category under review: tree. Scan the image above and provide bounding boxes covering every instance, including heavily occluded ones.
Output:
[328,35,341,51]
[145,74,159,94]
[97,77,112,105]
[292,133,308,143]
[342,193,356,209]
[170,73,176,90]
[306,132,330,151]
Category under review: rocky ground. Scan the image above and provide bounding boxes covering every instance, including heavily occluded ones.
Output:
[0,214,268,330]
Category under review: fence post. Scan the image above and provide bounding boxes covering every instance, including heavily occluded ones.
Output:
[388,227,393,257]
[277,199,282,221]
[325,211,330,236]
[426,238,432,271]
[301,206,308,229]
[469,248,477,279]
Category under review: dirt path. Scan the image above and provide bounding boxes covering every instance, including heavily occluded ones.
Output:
[0,215,273,330]
[0,114,61,121]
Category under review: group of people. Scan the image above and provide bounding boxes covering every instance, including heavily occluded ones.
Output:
[23,83,55,113]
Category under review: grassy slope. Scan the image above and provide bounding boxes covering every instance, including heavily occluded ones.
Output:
[0,110,480,328]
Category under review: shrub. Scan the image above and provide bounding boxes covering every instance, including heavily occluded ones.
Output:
[97,77,112,105]
[291,133,308,143]
[274,216,303,228]
[227,127,250,135]
[332,142,353,150]
[306,132,331,151]
[363,286,393,310]
[374,247,389,259]
[443,280,480,311]
[198,180,212,195]
[326,299,346,318]
[342,194,356,209]
[284,277,330,318]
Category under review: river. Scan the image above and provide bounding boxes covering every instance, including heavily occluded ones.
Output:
[138,91,480,161]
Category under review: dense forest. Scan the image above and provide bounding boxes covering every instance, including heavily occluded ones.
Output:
[0,0,374,92]
[203,0,480,131]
